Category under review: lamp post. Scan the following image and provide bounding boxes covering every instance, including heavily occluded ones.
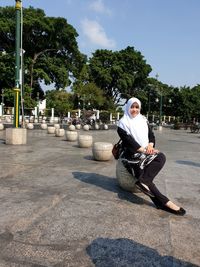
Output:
[147,84,153,120]
[37,92,39,119]
[155,73,163,125]
[5,1,26,145]
[156,95,162,125]
[159,92,163,124]
[14,0,22,128]
[1,89,4,116]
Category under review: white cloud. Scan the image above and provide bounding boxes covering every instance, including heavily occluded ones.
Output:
[81,18,116,49]
[89,0,112,16]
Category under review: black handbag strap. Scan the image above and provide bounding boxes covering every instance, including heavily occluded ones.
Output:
[116,138,122,145]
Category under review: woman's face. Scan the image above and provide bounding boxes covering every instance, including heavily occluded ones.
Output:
[130,102,140,117]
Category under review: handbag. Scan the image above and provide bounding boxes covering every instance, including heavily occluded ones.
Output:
[112,139,123,159]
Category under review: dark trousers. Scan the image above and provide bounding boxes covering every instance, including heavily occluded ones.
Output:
[133,152,169,205]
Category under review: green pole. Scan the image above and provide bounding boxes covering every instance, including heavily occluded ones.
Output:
[14,0,21,128]
[160,93,163,124]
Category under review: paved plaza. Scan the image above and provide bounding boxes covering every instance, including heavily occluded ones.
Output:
[0,126,199,267]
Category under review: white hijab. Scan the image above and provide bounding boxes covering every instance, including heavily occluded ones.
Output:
[118,97,149,147]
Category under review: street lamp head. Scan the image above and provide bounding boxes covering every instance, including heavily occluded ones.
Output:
[156,98,159,103]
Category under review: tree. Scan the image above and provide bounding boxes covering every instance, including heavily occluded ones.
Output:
[45,89,73,117]
[190,85,200,120]
[0,6,86,106]
[88,46,152,106]
[73,82,109,110]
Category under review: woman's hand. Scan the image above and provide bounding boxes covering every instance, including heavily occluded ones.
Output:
[146,144,159,154]
[138,144,159,154]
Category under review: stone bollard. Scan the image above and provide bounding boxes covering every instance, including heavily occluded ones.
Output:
[116,159,138,193]
[54,123,60,129]
[83,124,90,131]
[55,128,65,137]
[40,123,47,130]
[92,142,113,161]
[78,135,93,148]
[5,117,11,123]
[103,124,108,130]
[5,128,27,145]
[94,124,99,130]
[69,125,76,131]
[0,123,4,130]
[27,123,34,130]
[30,116,34,123]
[47,126,56,134]
[66,130,78,141]
[75,124,82,130]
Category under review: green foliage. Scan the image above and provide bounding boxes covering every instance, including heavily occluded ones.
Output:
[99,111,110,123]
[23,85,37,108]
[88,46,152,105]
[190,85,200,119]
[0,5,86,105]
[45,89,73,117]
[1,88,14,107]
[72,81,111,110]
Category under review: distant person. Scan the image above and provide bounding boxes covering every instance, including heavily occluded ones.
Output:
[117,97,186,216]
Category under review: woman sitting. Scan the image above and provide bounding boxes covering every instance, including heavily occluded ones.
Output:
[117,97,186,216]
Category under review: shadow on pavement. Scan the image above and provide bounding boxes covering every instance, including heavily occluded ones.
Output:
[86,237,199,267]
[72,171,153,207]
[176,160,200,168]
[169,139,200,145]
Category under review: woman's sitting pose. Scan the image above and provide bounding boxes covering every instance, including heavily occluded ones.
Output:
[117,97,186,216]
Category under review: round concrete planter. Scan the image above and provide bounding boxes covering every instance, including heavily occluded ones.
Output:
[69,125,76,131]
[27,123,34,130]
[47,126,56,134]
[66,130,78,141]
[0,123,4,130]
[92,142,113,161]
[116,159,138,193]
[29,116,34,123]
[54,123,60,129]
[5,117,11,123]
[78,135,93,148]
[75,124,82,130]
[83,124,90,131]
[40,123,47,130]
[94,124,99,130]
[55,128,65,137]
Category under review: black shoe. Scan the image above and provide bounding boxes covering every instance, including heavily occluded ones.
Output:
[161,206,186,216]
[135,181,154,198]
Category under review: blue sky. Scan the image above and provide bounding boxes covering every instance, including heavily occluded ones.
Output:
[2,0,200,87]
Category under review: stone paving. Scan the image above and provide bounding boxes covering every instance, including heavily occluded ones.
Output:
[0,127,199,267]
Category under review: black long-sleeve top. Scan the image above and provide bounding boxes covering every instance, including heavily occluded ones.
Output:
[117,125,155,155]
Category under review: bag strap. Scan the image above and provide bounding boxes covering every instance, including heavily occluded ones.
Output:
[116,138,122,145]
